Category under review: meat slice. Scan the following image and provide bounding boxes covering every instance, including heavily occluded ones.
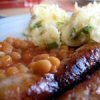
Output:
[56,43,100,93]
[23,43,100,99]
[21,74,59,100]
[58,70,100,100]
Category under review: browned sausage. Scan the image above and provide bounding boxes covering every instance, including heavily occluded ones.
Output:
[58,70,100,100]
[23,43,100,99]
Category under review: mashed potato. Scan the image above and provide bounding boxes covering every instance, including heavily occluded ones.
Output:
[25,3,100,48]
[25,4,69,48]
[61,2,100,46]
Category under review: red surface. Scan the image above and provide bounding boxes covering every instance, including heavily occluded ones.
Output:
[0,0,41,9]
[0,2,24,9]
[0,0,73,11]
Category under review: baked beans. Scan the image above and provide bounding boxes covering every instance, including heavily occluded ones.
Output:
[0,37,74,79]
[0,37,75,99]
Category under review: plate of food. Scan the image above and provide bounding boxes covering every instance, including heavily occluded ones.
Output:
[0,3,100,100]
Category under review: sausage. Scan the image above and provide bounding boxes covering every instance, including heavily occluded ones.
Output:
[21,74,59,100]
[58,70,100,100]
[56,43,100,94]
[23,43,100,99]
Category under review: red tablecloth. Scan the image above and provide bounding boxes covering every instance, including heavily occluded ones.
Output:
[0,0,41,9]
[0,0,74,11]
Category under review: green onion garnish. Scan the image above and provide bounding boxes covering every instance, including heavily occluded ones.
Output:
[71,25,93,40]
[48,42,58,49]
[31,21,42,29]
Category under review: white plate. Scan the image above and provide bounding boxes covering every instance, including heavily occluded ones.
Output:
[0,12,71,41]
[0,14,31,41]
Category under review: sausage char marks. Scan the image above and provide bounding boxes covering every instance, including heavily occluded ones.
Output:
[0,38,100,100]
[56,43,100,94]
[59,70,100,100]
[22,74,59,100]
[24,43,100,99]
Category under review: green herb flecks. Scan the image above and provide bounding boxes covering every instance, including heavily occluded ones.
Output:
[71,25,93,40]
[81,26,93,34]
[31,21,42,29]
[57,22,64,26]
[48,42,58,49]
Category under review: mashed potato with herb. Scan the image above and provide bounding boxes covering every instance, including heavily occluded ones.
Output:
[25,4,69,48]
[25,3,100,48]
[61,2,100,46]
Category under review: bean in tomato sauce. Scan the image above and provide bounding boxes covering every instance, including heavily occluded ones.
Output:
[0,37,74,98]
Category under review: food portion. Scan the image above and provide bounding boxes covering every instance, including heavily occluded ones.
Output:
[0,37,73,99]
[59,70,100,100]
[0,2,100,100]
[0,37,99,100]
[22,43,100,100]
[25,3,100,48]
[61,2,100,46]
[56,43,100,93]
[25,4,69,48]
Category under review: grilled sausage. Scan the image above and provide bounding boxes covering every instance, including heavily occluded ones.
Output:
[23,43,100,99]
[59,70,100,100]
[56,43,100,94]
